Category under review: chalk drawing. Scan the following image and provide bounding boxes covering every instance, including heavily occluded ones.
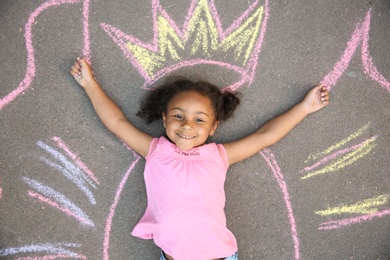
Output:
[299,124,388,231]
[82,0,91,63]
[52,136,99,185]
[1,1,388,259]
[0,179,2,200]
[0,0,91,111]
[301,123,377,180]
[103,151,140,260]
[0,125,102,258]
[316,194,389,216]
[301,136,377,180]
[302,137,376,174]
[260,149,300,260]
[98,6,389,256]
[100,0,269,91]
[37,140,97,204]
[0,243,86,259]
[321,9,390,92]
[16,256,85,260]
[16,136,98,227]
[305,122,371,163]
[22,177,94,227]
[319,209,390,230]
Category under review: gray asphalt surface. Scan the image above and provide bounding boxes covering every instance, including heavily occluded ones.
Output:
[1,0,389,259]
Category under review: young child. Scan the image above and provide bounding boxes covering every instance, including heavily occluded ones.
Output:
[70,57,329,260]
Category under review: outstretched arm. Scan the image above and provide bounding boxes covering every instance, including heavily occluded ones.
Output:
[223,85,330,166]
[70,58,153,158]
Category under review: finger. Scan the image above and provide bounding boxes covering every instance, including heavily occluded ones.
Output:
[70,69,79,77]
[321,96,329,102]
[70,66,81,77]
[318,86,327,94]
[73,60,81,70]
[320,87,329,93]
[320,86,329,98]
[71,65,80,74]
[317,86,327,97]
[320,86,328,92]
[321,96,330,105]
[71,71,81,78]
[77,57,90,69]
[313,85,323,92]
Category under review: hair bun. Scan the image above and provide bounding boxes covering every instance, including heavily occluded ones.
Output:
[220,91,241,121]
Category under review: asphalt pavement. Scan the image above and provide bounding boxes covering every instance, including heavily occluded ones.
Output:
[1,0,389,259]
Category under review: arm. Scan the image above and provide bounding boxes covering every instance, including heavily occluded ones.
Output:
[223,85,330,166]
[70,58,153,158]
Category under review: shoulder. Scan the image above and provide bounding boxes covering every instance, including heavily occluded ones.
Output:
[202,142,229,170]
[146,136,171,159]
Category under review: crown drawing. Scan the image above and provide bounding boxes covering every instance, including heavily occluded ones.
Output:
[100,0,269,91]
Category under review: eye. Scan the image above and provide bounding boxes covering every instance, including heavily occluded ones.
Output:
[195,118,205,123]
[173,114,183,120]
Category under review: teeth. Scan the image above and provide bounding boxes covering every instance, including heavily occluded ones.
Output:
[177,133,194,139]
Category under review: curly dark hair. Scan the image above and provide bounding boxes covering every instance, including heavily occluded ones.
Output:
[136,79,241,124]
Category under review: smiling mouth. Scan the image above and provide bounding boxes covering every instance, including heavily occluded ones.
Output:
[177,133,196,139]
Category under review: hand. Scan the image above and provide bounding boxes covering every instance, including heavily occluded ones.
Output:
[302,85,330,114]
[70,57,95,88]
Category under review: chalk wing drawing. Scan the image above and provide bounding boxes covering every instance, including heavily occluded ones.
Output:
[0,0,389,259]
[0,135,140,259]
[300,122,389,230]
[1,137,95,259]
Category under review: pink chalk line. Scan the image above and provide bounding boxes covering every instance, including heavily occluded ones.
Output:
[100,0,269,91]
[82,0,91,63]
[360,10,390,92]
[319,208,390,230]
[321,9,390,92]
[28,190,92,226]
[301,135,377,173]
[0,0,92,111]
[0,179,2,200]
[150,59,247,91]
[103,153,140,260]
[260,149,300,260]
[52,136,99,185]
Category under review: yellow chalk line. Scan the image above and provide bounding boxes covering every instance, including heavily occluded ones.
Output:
[220,6,264,65]
[305,122,371,163]
[187,0,219,53]
[315,194,389,216]
[301,138,376,180]
[126,42,166,77]
[191,19,211,56]
[126,14,185,77]
[157,15,184,60]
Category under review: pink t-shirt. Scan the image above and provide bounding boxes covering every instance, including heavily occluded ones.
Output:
[132,136,237,260]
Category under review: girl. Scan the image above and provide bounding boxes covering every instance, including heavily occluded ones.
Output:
[70,57,329,260]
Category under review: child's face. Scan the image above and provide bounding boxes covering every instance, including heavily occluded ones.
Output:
[162,91,219,151]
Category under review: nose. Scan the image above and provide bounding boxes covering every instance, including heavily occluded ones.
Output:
[181,119,194,130]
